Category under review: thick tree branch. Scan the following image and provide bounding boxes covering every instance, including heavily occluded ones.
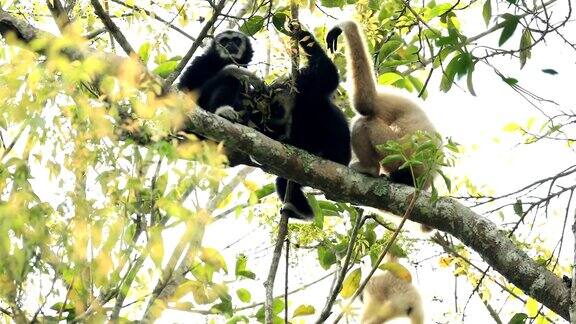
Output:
[0,11,571,321]
[187,110,571,321]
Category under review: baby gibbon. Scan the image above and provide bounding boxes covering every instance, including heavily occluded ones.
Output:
[361,255,424,324]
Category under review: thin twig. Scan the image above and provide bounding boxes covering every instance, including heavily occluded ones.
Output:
[316,214,364,323]
[162,0,227,92]
[263,203,290,324]
[109,0,196,41]
[332,191,420,323]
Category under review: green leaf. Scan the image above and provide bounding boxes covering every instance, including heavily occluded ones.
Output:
[519,28,532,68]
[240,16,265,36]
[508,313,528,324]
[255,183,275,199]
[308,194,324,229]
[236,288,251,303]
[438,169,452,191]
[211,298,233,317]
[377,72,403,85]
[498,14,520,46]
[482,0,491,26]
[426,3,452,19]
[255,299,285,323]
[321,0,346,7]
[272,12,289,35]
[407,75,427,99]
[237,270,256,279]
[380,154,403,165]
[378,40,402,62]
[227,315,250,324]
[541,68,558,75]
[368,0,380,10]
[440,53,472,92]
[502,77,518,85]
[138,42,151,64]
[235,254,255,279]
[340,268,361,298]
[317,245,336,269]
[273,298,285,314]
[153,60,178,78]
[293,304,315,317]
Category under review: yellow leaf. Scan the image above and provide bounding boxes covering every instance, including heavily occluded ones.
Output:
[149,228,164,268]
[379,262,412,282]
[438,256,454,268]
[201,247,228,273]
[243,180,259,192]
[503,122,521,132]
[293,304,315,317]
[526,298,539,317]
[340,268,361,298]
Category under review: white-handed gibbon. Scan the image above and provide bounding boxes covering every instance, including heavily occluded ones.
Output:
[178,30,266,124]
[178,30,269,166]
[264,25,352,219]
[326,21,437,188]
[361,255,424,324]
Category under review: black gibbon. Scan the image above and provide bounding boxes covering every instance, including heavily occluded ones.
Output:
[178,30,269,165]
[266,26,352,219]
[326,21,437,188]
[179,30,254,110]
[361,255,424,324]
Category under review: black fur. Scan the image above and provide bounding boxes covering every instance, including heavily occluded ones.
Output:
[178,30,254,115]
[389,168,415,187]
[269,29,352,219]
[178,31,266,166]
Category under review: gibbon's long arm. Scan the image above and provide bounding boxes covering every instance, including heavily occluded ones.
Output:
[295,30,340,95]
[327,21,377,116]
[178,53,228,93]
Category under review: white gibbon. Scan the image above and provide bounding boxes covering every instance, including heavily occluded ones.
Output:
[361,255,424,324]
[326,21,437,189]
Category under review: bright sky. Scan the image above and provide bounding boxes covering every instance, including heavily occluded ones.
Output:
[16,0,576,323]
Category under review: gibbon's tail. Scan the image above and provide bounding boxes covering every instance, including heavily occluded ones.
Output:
[337,21,378,116]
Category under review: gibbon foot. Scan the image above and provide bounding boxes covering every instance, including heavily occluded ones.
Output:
[215,106,240,122]
[281,202,314,220]
[350,161,380,177]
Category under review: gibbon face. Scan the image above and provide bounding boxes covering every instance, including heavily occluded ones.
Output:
[266,77,295,141]
[213,31,253,65]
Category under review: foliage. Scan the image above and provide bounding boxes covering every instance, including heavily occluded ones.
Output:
[0,0,573,323]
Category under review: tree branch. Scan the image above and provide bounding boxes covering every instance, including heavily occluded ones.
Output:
[90,0,136,56]
[108,0,196,41]
[161,0,227,92]
[46,0,71,32]
[0,11,571,321]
